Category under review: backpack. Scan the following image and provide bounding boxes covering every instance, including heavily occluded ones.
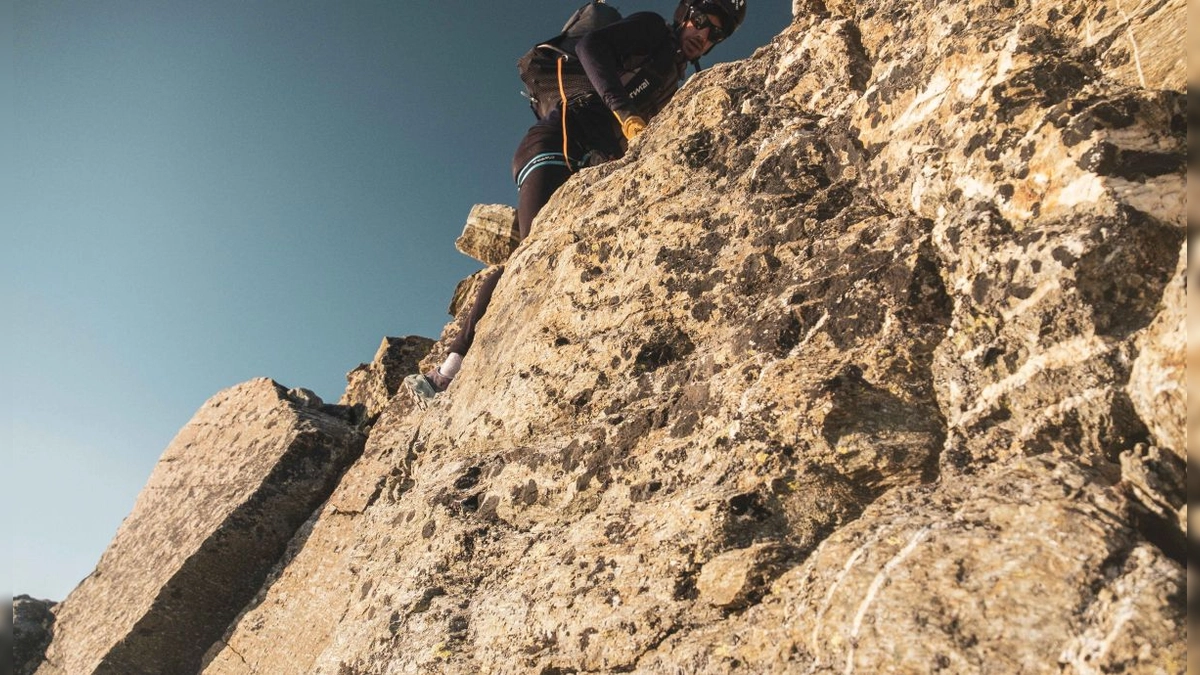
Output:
[516,1,623,120]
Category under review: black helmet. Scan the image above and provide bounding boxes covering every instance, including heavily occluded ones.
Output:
[674,0,747,36]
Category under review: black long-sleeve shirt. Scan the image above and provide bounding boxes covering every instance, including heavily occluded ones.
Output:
[576,12,688,121]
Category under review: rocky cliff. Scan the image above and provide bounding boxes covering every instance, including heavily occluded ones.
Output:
[23,0,1186,673]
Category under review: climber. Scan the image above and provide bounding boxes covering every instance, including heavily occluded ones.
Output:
[405,0,747,402]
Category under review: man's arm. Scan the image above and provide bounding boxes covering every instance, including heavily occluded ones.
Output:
[576,12,672,121]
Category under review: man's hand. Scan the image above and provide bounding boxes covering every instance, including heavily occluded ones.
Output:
[615,112,647,140]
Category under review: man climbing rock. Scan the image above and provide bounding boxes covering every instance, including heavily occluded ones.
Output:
[405,0,747,402]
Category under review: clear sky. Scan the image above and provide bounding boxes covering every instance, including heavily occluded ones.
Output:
[7,1,793,601]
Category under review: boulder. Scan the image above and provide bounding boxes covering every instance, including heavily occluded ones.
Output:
[697,543,792,610]
[36,379,365,675]
[638,458,1186,673]
[455,204,519,266]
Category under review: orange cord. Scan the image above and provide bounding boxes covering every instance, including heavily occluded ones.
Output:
[557,55,573,173]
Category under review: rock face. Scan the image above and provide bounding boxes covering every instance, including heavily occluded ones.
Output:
[1127,243,1186,460]
[193,0,1182,670]
[34,0,1186,672]
[341,336,436,423]
[34,379,365,675]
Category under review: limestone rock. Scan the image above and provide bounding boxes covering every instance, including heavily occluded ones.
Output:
[340,335,435,423]
[448,267,492,319]
[1127,242,1186,458]
[198,3,1184,665]
[1119,442,1186,531]
[199,391,426,675]
[35,379,365,675]
[1057,543,1187,674]
[1083,0,1186,91]
[637,458,1185,673]
[697,543,791,609]
[455,203,519,265]
[14,596,55,675]
[65,0,1189,672]
[418,266,498,379]
[285,386,323,408]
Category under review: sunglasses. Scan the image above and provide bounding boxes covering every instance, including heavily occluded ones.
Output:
[688,8,729,43]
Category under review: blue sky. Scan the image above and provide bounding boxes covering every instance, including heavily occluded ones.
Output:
[7,1,793,601]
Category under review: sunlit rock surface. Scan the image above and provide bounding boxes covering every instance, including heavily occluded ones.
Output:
[341,336,436,424]
[34,380,365,675]
[32,0,1184,671]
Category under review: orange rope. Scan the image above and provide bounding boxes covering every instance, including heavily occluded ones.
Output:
[557,55,573,173]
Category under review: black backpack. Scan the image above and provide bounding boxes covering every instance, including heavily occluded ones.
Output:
[517,1,623,120]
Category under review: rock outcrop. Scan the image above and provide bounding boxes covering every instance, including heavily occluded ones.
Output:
[341,336,436,423]
[34,380,365,675]
[13,596,54,675]
[28,0,1185,672]
[456,203,520,266]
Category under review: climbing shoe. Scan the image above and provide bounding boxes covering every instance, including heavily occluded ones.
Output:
[404,368,452,404]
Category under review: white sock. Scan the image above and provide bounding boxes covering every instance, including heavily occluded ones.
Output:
[439,352,464,379]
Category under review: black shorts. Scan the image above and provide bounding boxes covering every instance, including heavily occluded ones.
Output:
[512,98,625,186]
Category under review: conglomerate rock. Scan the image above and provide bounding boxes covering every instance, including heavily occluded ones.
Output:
[35,379,365,675]
[38,0,1185,672]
